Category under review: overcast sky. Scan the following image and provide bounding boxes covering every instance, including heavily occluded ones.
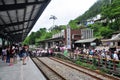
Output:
[30,0,97,33]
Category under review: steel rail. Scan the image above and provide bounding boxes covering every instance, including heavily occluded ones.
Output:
[49,57,120,80]
[32,57,66,80]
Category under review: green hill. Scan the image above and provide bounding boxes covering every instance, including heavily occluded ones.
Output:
[75,0,110,24]
[68,0,109,29]
[69,0,120,39]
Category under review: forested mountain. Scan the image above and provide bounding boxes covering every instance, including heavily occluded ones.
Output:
[101,0,120,31]
[68,0,109,29]
[69,0,120,39]
[75,0,110,23]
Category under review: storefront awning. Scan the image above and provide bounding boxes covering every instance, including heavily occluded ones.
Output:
[75,38,96,43]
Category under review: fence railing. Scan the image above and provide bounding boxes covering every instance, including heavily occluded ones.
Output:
[54,51,120,75]
[76,54,120,74]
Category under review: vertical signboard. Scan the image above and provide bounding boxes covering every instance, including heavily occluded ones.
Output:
[66,25,71,49]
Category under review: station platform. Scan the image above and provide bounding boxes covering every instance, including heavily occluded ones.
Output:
[0,57,46,80]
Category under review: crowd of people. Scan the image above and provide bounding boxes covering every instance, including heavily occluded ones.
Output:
[0,44,29,66]
[73,46,120,61]
[30,45,120,62]
[31,48,54,57]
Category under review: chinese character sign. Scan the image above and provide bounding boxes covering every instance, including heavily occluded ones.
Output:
[66,25,71,49]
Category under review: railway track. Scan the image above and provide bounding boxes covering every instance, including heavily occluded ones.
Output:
[32,57,66,80]
[32,57,120,80]
[49,57,120,80]
[37,57,100,80]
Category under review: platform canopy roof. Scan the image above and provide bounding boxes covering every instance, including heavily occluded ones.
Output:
[0,0,51,43]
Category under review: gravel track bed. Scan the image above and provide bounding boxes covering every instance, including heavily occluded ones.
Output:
[38,57,97,80]
[51,57,114,80]
[32,58,63,80]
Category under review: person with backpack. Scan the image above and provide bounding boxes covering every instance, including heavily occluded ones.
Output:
[9,46,15,66]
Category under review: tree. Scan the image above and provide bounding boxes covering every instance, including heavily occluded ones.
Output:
[101,0,120,30]
[99,26,113,38]
[69,20,78,29]
[23,36,30,45]
[88,23,113,38]
[35,30,41,38]
[29,32,36,44]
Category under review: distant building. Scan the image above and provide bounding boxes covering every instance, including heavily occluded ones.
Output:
[75,28,100,48]
[101,33,120,47]
[86,14,101,25]
[52,30,65,38]
[78,14,101,26]
[86,19,94,25]
[81,28,93,39]
[37,27,81,49]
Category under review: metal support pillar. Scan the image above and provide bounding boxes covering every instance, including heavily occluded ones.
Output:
[2,38,5,47]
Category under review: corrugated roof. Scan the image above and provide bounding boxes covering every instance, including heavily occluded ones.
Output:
[0,0,51,43]
[111,33,120,40]
[75,38,96,43]
[101,33,120,42]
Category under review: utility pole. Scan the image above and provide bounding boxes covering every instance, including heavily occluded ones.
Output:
[109,0,112,4]
[49,15,57,30]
